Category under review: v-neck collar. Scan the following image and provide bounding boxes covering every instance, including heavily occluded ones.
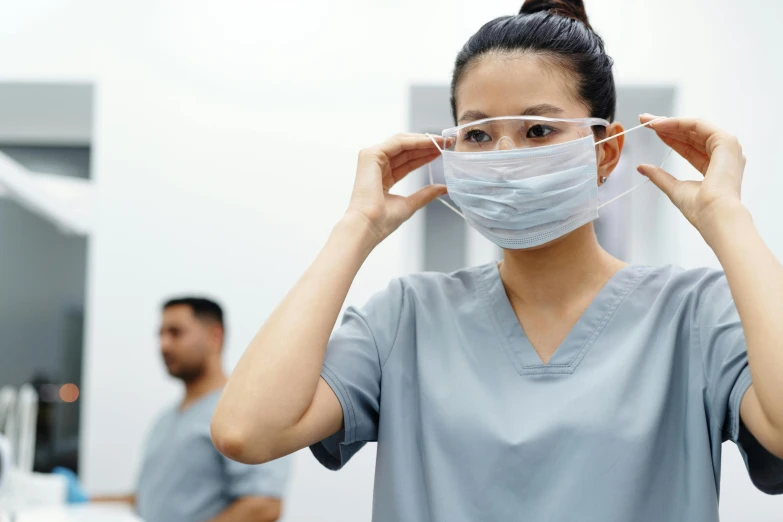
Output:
[475,262,649,376]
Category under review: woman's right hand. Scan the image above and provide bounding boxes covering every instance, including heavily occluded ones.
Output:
[345,133,447,246]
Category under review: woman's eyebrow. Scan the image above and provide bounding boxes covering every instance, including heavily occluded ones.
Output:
[457,110,489,124]
[521,104,565,117]
[457,104,565,124]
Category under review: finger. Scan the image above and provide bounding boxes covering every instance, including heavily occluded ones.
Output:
[359,134,444,180]
[641,115,729,155]
[655,133,710,175]
[637,164,679,202]
[356,148,388,191]
[391,152,441,184]
[390,147,442,170]
[405,184,448,214]
[641,114,720,138]
[639,113,669,127]
[639,114,708,155]
[378,133,444,160]
[653,129,707,154]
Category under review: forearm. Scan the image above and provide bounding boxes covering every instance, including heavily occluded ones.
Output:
[212,214,376,461]
[206,497,281,522]
[92,494,135,505]
[704,203,783,430]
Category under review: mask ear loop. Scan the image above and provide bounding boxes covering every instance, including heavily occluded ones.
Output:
[596,117,672,210]
[594,117,668,147]
[598,148,673,209]
[426,133,465,218]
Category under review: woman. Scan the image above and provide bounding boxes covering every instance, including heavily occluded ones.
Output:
[212,1,783,520]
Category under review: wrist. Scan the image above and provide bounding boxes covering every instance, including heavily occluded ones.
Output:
[698,201,754,250]
[332,212,382,256]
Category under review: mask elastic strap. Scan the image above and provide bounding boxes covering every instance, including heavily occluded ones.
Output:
[435,192,466,217]
[594,116,667,146]
[426,133,444,152]
[598,147,674,209]
[426,133,466,218]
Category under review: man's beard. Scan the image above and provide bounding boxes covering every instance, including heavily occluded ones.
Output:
[169,362,205,384]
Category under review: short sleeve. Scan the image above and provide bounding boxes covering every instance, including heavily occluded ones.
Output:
[310,279,405,471]
[697,272,783,494]
[222,454,292,499]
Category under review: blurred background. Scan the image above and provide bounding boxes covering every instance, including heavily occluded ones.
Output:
[0,0,781,520]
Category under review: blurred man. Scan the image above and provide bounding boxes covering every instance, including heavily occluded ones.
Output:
[95,297,291,522]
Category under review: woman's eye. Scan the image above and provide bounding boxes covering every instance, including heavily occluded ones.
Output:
[464,129,491,143]
[526,124,555,138]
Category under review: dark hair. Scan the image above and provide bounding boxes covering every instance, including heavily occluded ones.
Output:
[450,0,615,126]
[163,297,224,328]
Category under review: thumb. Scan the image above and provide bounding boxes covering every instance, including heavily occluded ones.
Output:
[637,164,678,201]
[406,184,448,213]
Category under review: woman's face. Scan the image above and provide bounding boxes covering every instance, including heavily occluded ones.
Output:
[454,52,623,181]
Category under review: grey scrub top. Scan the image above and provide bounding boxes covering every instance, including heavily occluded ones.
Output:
[137,389,291,522]
[311,263,783,522]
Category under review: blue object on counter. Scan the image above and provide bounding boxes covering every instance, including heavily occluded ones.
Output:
[52,466,90,503]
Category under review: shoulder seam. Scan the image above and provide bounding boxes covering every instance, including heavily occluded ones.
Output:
[692,271,730,436]
[381,278,405,372]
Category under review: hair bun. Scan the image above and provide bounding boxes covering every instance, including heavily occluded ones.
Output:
[519,0,591,29]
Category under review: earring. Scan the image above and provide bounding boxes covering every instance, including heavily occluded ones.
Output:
[600,176,607,185]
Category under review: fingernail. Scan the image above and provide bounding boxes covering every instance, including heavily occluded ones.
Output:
[637,165,649,175]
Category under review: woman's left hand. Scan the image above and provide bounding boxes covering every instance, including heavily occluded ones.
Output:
[637,114,748,241]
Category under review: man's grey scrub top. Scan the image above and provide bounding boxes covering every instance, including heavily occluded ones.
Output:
[311,263,783,522]
[137,389,292,522]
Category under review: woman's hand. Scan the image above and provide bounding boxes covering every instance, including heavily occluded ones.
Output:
[345,133,446,247]
[637,114,748,243]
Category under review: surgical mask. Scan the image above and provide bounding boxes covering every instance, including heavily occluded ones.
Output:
[427,117,669,250]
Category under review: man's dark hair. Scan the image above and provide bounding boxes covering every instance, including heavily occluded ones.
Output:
[163,297,224,328]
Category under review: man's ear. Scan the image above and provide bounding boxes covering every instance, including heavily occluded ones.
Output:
[208,323,224,352]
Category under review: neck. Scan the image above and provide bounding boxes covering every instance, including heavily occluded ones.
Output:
[498,224,625,309]
[182,363,227,408]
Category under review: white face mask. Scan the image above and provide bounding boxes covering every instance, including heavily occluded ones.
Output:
[427,119,669,250]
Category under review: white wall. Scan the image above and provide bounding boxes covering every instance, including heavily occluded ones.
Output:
[0,0,781,520]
